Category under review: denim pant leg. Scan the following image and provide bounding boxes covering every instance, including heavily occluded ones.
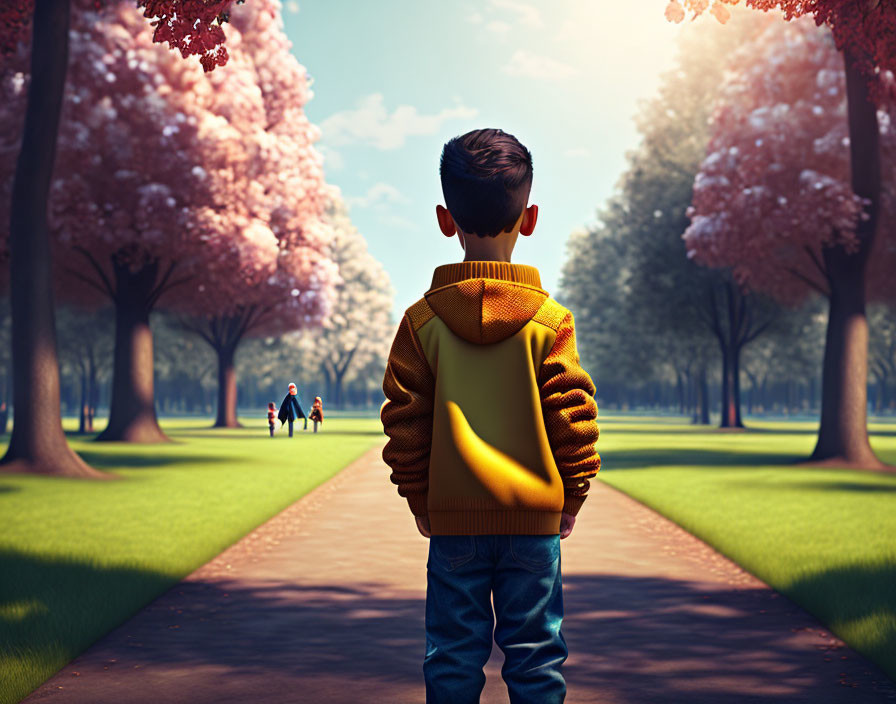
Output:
[288,420,294,437]
[425,535,494,704]
[493,535,567,704]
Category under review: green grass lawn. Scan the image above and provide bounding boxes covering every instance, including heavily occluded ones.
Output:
[2,414,895,701]
[595,415,896,683]
[0,417,385,704]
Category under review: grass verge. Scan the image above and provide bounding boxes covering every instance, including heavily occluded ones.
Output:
[596,415,896,683]
[0,417,384,704]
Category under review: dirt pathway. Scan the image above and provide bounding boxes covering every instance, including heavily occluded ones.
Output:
[23,444,896,703]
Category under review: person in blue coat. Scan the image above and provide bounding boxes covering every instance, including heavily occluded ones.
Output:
[278,382,307,437]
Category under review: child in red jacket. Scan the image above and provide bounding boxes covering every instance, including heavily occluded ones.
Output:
[266,402,277,437]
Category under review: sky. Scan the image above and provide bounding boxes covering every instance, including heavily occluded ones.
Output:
[282,1,685,316]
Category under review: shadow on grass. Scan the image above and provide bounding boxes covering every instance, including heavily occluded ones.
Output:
[169,430,385,441]
[5,549,894,704]
[0,548,175,704]
[605,447,799,470]
[72,451,230,470]
[63,431,98,440]
[786,562,896,678]
[734,480,896,494]
[604,425,827,437]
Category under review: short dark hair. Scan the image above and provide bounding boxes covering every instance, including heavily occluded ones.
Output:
[439,128,533,238]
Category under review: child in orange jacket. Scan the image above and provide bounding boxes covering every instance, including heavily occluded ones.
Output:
[309,396,324,433]
[380,128,600,704]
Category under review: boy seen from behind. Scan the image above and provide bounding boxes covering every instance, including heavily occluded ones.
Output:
[380,127,600,704]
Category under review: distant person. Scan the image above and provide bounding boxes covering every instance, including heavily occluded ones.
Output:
[267,402,277,437]
[278,382,307,437]
[380,128,600,704]
[309,396,324,433]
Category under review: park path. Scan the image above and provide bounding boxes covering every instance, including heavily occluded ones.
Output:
[23,443,896,704]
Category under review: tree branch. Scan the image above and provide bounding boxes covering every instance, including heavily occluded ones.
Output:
[147,271,192,310]
[742,314,776,346]
[64,267,113,298]
[785,267,829,297]
[804,245,830,285]
[72,246,115,298]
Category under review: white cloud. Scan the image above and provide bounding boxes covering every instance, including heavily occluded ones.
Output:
[489,0,542,27]
[285,1,300,13]
[320,93,478,150]
[501,50,578,80]
[468,10,484,24]
[346,183,410,210]
[486,20,511,35]
[563,147,590,158]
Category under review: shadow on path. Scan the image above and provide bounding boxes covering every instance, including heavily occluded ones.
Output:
[12,553,896,703]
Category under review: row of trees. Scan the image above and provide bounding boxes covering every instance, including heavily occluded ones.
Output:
[564,4,896,469]
[0,0,393,475]
[0,190,394,429]
[1,0,248,477]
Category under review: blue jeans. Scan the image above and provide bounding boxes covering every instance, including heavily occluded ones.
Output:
[425,534,567,704]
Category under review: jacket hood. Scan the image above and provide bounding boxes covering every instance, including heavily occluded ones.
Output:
[424,262,548,345]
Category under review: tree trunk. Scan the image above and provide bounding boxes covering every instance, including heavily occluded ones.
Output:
[808,46,888,469]
[732,343,744,427]
[744,369,758,416]
[78,366,88,434]
[697,363,710,425]
[213,344,240,428]
[0,363,9,434]
[717,282,746,429]
[333,369,345,409]
[87,351,98,432]
[719,345,733,427]
[321,366,333,407]
[97,260,168,443]
[0,0,103,476]
[675,369,685,414]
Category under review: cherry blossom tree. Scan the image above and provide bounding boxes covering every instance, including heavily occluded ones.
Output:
[680,12,896,467]
[2,0,335,442]
[174,0,338,428]
[0,0,238,474]
[668,0,896,468]
[285,189,394,409]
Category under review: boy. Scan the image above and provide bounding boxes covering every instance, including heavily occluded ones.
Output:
[380,128,600,704]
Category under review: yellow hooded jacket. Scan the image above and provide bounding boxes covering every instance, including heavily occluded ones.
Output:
[381,261,600,535]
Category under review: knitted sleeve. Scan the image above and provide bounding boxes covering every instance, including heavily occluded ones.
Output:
[381,313,434,518]
[538,311,601,517]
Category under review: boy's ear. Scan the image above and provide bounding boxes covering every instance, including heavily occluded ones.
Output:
[436,205,457,237]
[519,204,538,237]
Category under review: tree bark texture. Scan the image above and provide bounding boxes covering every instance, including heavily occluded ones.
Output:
[808,46,888,469]
[1,0,103,476]
[97,258,168,443]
